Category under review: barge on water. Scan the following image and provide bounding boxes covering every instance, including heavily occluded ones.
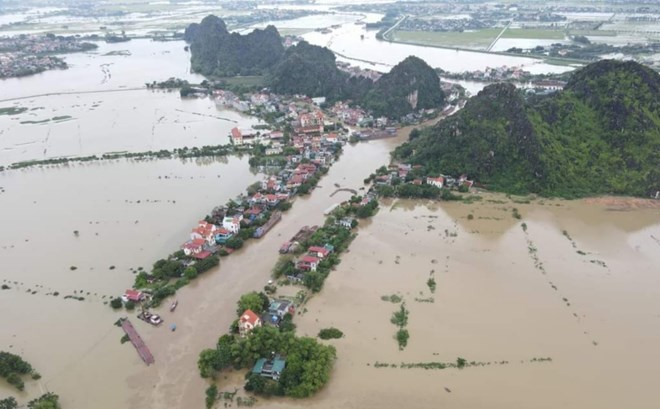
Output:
[279,225,318,254]
[254,211,282,238]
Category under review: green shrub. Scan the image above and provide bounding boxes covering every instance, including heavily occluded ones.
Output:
[391,303,409,327]
[110,297,123,309]
[205,385,218,409]
[318,328,343,340]
[396,329,409,350]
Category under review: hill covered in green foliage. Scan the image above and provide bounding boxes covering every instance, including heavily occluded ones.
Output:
[184,16,445,118]
[394,60,660,198]
[363,56,445,118]
[184,15,284,77]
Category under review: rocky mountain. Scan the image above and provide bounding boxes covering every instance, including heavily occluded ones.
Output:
[394,60,660,197]
[364,56,445,118]
[185,15,284,77]
[184,16,445,118]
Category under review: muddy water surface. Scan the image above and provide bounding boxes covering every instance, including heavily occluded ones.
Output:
[0,156,260,407]
[286,196,660,409]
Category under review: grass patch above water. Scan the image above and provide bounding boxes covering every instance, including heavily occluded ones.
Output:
[0,107,28,116]
[381,294,402,303]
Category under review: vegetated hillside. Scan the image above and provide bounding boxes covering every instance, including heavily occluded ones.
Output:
[184,16,446,118]
[267,41,371,100]
[363,56,445,118]
[184,15,284,77]
[394,60,660,198]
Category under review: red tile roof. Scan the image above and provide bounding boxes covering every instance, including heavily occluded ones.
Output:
[124,289,143,302]
[193,250,212,260]
[240,309,261,326]
[308,246,329,256]
[300,255,319,264]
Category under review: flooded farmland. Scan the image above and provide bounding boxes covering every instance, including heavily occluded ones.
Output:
[0,156,262,407]
[1,6,659,409]
[286,196,660,409]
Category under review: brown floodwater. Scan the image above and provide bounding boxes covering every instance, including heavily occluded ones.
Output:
[285,195,660,409]
[0,129,406,407]
[0,92,262,166]
[0,39,262,166]
[0,155,261,406]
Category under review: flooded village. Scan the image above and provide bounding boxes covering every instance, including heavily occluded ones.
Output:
[1,2,660,409]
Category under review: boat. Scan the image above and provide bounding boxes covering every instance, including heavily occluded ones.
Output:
[279,241,292,254]
[137,310,163,326]
[170,300,178,312]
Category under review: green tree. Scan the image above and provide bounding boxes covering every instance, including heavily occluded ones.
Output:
[216,335,235,370]
[183,266,198,280]
[0,397,17,409]
[205,384,218,409]
[27,393,60,409]
[110,297,123,309]
[279,313,296,333]
[225,236,244,250]
[198,349,220,379]
[236,292,269,316]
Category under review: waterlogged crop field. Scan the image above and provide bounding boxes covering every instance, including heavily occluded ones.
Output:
[392,28,501,49]
[392,27,566,50]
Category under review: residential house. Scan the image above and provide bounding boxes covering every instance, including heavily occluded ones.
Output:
[262,176,283,192]
[458,174,474,188]
[249,192,265,206]
[239,309,262,336]
[265,146,283,155]
[297,255,319,271]
[338,217,356,229]
[426,176,444,189]
[252,356,286,381]
[230,127,265,145]
[181,238,206,256]
[308,246,330,258]
[214,228,233,244]
[287,173,305,189]
[122,289,144,303]
[268,299,295,318]
[375,175,391,185]
[264,194,280,207]
[190,221,219,245]
[222,215,243,234]
[297,111,324,135]
[245,207,264,219]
